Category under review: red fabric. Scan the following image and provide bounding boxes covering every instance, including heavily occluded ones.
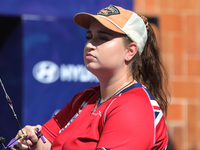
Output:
[42,83,168,150]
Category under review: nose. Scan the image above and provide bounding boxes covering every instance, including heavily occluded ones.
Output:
[85,41,96,51]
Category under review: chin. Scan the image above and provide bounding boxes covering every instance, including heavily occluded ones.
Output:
[86,66,95,73]
[85,66,99,76]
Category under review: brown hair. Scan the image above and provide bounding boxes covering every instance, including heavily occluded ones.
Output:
[124,15,170,116]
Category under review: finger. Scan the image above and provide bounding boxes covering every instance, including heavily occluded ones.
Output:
[16,130,23,138]
[35,125,42,132]
[15,134,32,149]
[21,136,32,145]
[26,132,39,144]
[34,125,46,143]
[11,140,28,150]
[13,125,42,149]
[17,141,30,150]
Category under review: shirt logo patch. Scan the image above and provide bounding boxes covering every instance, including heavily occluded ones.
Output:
[96,5,120,16]
[92,111,102,117]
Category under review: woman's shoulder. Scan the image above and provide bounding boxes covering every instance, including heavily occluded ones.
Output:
[76,85,100,99]
[85,85,100,93]
[105,82,159,116]
[71,85,100,106]
[115,81,154,104]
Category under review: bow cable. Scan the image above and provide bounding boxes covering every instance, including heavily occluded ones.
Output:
[0,78,30,149]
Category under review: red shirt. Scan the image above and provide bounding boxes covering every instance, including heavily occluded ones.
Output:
[42,82,168,150]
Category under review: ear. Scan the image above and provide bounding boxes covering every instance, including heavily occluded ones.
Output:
[125,42,138,61]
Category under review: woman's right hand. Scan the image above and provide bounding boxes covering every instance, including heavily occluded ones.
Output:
[11,125,51,150]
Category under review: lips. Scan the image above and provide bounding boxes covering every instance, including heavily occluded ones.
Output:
[85,53,96,60]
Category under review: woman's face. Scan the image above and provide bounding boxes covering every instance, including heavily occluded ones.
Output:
[84,19,128,77]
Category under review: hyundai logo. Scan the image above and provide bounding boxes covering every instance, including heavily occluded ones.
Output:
[33,61,59,84]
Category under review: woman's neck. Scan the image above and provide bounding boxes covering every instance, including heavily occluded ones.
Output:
[99,76,135,103]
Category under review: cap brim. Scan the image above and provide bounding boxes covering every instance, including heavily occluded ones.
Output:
[73,13,125,34]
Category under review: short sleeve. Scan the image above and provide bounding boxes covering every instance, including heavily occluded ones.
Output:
[42,92,80,143]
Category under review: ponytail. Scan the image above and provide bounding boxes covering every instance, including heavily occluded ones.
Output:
[128,16,170,116]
